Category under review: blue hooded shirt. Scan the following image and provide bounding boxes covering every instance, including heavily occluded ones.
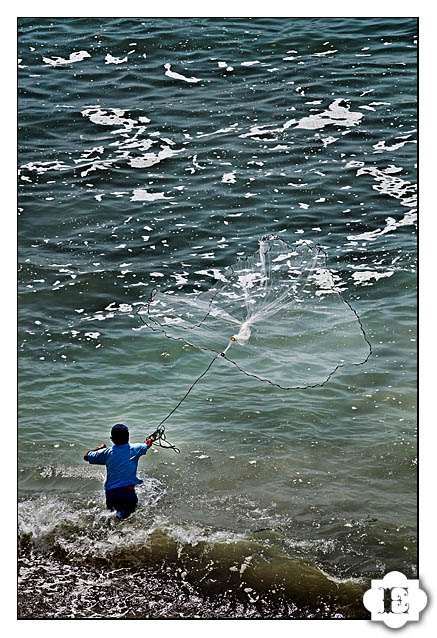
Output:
[87,442,149,491]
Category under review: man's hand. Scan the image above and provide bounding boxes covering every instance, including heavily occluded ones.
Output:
[83,443,107,461]
[145,436,156,448]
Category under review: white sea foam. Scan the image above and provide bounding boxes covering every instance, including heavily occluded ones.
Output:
[171,273,189,286]
[191,155,206,170]
[287,182,307,188]
[345,161,365,169]
[197,124,239,138]
[373,139,416,153]
[352,270,394,285]
[295,99,363,130]
[43,50,91,66]
[283,118,297,129]
[81,106,136,130]
[129,145,182,168]
[194,269,227,282]
[347,210,416,242]
[217,61,234,71]
[105,54,128,65]
[130,189,172,202]
[164,63,202,83]
[239,124,286,140]
[353,165,416,208]
[320,136,338,147]
[222,171,236,184]
[21,160,70,174]
[313,50,338,56]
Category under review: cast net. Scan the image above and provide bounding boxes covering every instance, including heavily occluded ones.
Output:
[139,235,371,390]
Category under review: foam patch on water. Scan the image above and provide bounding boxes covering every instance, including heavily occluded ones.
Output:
[317,566,365,586]
[164,63,202,83]
[130,189,172,202]
[81,106,136,129]
[347,210,416,242]
[43,51,91,66]
[295,99,363,130]
[351,270,394,285]
[37,464,105,482]
[165,520,248,552]
[20,160,70,174]
[217,61,234,72]
[222,171,236,184]
[373,138,416,153]
[105,54,129,65]
[351,165,417,208]
[239,123,289,140]
[19,490,246,571]
[197,124,239,138]
[313,50,338,57]
[74,107,186,175]
[129,145,182,168]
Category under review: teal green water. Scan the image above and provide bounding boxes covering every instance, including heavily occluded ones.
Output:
[18,17,417,619]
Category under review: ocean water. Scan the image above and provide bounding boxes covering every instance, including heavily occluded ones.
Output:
[18,17,417,620]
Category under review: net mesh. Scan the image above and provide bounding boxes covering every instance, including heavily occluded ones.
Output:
[139,235,371,390]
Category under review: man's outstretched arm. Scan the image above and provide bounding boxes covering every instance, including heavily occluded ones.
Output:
[84,443,106,461]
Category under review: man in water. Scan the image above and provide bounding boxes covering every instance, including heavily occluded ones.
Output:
[84,423,155,520]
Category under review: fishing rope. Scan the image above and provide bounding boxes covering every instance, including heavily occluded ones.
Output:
[138,237,373,452]
[140,298,234,453]
[148,353,220,454]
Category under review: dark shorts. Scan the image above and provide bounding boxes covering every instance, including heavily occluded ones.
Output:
[105,487,138,519]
